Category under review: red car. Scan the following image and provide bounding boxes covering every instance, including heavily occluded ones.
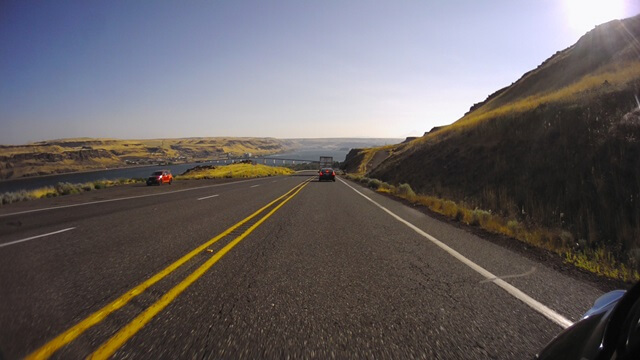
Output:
[147,170,173,185]
[318,168,336,182]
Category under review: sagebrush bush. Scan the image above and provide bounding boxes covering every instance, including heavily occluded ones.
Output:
[367,179,382,189]
[93,181,107,189]
[54,182,81,195]
[469,208,491,226]
[1,191,30,205]
[396,183,416,198]
[507,220,521,235]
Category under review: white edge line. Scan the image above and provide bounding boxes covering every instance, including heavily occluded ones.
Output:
[0,177,273,218]
[197,194,219,201]
[338,178,574,329]
[0,227,76,248]
[250,185,260,188]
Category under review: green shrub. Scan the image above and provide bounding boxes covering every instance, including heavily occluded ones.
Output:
[93,181,107,189]
[396,183,416,198]
[1,191,30,205]
[54,182,81,195]
[469,208,491,226]
[367,179,382,189]
[507,220,521,236]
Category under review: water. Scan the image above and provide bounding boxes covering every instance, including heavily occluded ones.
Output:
[0,149,348,193]
[267,149,347,162]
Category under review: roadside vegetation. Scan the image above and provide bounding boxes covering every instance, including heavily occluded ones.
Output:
[0,178,143,206]
[344,174,640,282]
[177,163,294,180]
[433,62,640,140]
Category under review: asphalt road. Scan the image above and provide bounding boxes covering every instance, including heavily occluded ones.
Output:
[0,171,606,359]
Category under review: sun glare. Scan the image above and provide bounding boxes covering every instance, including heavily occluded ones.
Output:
[563,0,626,35]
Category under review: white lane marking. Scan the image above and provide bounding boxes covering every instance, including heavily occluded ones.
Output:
[250,185,260,188]
[272,180,278,183]
[0,177,271,218]
[0,227,76,248]
[197,194,219,201]
[338,178,574,329]
[480,267,537,283]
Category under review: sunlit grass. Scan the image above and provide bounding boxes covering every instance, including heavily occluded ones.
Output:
[176,163,294,180]
[352,145,396,175]
[565,248,639,282]
[424,61,640,140]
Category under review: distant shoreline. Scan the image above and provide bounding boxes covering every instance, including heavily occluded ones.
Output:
[0,163,171,183]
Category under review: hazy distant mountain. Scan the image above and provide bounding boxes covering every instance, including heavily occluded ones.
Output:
[288,138,403,151]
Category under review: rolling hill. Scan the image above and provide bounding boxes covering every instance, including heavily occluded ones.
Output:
[0,137,294,179]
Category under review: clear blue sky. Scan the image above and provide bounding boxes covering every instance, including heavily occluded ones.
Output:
[1,0,639,144]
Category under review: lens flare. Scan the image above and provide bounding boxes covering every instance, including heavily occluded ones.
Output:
[563,0,626,34]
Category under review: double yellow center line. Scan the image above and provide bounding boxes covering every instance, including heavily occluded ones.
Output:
[28,179,311,359]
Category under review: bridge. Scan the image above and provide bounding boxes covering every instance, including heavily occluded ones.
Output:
[210,156,334,166]
[257,157,319,163]
[210,157,317,164]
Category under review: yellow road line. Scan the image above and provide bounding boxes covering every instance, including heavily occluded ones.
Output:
[26,179,311,360]
[89,181,309,359]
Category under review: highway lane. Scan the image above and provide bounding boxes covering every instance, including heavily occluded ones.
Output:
[0,171,605,358]
[0,174,309,358]
[0,175,297,238]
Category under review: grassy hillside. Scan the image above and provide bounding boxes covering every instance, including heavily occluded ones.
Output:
[0,137,293,179]
[346,14,640,279]
[177,163,294,179]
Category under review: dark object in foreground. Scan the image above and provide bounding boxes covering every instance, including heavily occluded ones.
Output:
[318,168,335,182]
[146,170,173,186]
[537,281,640,360]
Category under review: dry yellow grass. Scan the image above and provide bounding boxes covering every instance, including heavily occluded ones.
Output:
[353,145,397,175]
[420,61,640,142]
[176,163,294,180]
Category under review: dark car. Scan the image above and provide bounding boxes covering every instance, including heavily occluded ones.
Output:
[147,170,173,186]
[537,281,640,360]
[318,168,335,182]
